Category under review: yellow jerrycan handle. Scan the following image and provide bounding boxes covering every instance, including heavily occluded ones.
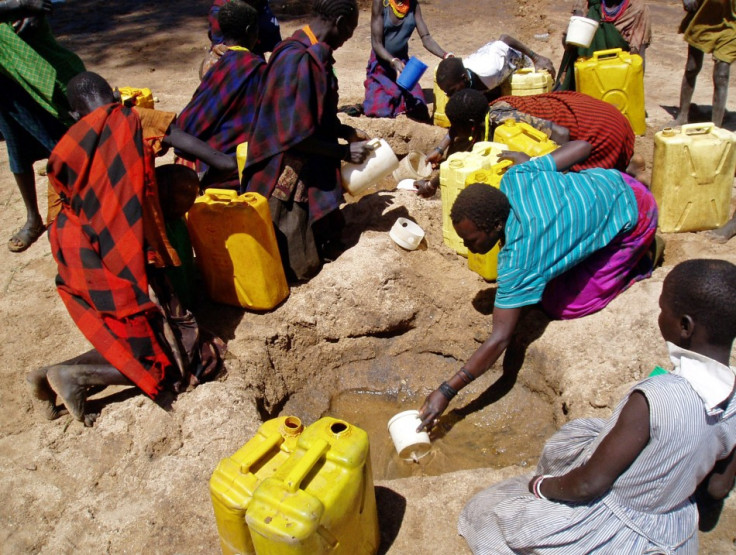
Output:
[681,122,715,136]
[285,438,330,493]
[203,188,239,203]
[591,48,624,61]
[239,433,285,474]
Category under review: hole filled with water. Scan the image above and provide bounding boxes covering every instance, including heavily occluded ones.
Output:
[324,386,557,480]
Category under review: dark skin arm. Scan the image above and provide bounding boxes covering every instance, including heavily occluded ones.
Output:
[498,140,591,170]
[701,445,736,500]
[295,130,371,165]
[499,34,556,79]
[164,126,236,174]
[370,0,446,74]
[531,391,651,503]
[418,306,522,431]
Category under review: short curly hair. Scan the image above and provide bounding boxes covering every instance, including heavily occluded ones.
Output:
[664,258,736,346]
[450,183,510,234]
[445,88,489,128]
[219,0,258,43]
[436,57,466,93]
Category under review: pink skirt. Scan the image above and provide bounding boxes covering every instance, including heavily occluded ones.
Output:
[541,172,658,320]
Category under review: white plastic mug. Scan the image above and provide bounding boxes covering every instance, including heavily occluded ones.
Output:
[392,151,433,182]
[389,218,425,250]
[387,410,431,461]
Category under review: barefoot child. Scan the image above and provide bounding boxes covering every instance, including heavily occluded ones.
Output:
[27,72,227,426]
[458,258,736,553]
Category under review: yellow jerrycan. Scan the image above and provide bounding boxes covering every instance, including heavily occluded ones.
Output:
[574,48,646,135]
[493,119,558,157]
[210,417,305,555]
[433,66,450,128]
[440,150,496,255]
[118,86,155,109]
[186,189,289,310]
[651,123,736,233]
[501,68,553,97]
[245,417,380,555]
[465,161,514,281]
[236,142,248,182]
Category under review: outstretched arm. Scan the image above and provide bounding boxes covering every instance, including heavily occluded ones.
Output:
[499,34,556,79]
[414,2,448,59]
[418,306,522,431]
[164,126,236,174]
[530,391,651,503]
[550,140,591,170]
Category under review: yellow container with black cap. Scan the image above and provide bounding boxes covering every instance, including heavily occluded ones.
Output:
[210,416,305,555]
[245,417,380,555]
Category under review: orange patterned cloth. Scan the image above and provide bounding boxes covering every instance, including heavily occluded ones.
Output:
[386,0,410,18]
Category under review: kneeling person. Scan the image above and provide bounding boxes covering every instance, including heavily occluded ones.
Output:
[418,141,658,430]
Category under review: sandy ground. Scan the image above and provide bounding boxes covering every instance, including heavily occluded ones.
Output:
[1,0,736,553]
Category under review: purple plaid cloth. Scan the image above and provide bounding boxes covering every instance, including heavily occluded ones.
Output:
[363,49,427,118]
[176,49,265,189]
[242,28,343,224]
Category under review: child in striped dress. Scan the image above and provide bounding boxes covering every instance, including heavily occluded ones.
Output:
[458,258,736,554]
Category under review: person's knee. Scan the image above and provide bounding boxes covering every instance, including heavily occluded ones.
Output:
[713,61,730,89]
[685,49,704,75]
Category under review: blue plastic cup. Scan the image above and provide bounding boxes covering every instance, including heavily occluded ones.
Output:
[396,56,428,90]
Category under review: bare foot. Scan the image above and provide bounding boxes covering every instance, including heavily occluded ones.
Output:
[46,366,98,427]
[705,219,736,244]
[626,154,646,183]
[25,367,67,420]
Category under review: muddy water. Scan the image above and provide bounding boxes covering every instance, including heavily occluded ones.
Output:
[325,386,557,480]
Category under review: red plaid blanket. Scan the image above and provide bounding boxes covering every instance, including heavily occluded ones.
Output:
[47,104,175,399]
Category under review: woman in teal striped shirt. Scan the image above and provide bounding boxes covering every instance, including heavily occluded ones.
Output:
[418,140,657,431]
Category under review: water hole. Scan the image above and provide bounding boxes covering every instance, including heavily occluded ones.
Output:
[324,386,557,481]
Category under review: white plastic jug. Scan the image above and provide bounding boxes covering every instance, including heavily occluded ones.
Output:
[341,138,399,196]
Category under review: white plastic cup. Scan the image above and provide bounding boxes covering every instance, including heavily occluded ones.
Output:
[389,217,425,250]
[387,410,431,461]
[565,16,599,48]
[341,138,399,196]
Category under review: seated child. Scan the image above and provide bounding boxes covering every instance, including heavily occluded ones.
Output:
[458,258,736,554]
[26,72,227,427]
[177,0,265,190]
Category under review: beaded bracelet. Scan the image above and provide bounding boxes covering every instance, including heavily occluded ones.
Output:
[438,381,458,401]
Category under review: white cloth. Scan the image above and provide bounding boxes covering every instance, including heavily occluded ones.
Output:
[462,40,525,90]
[667,342,736,413]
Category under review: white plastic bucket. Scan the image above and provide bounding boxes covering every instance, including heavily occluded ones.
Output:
[341,138,399,196]
[387,410,431,461]
[392,151,433,182]
[565,16,599,48]
[389,217,425,250]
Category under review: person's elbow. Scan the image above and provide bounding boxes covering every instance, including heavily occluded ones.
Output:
[706,476,735,500]
[567,475,611,503]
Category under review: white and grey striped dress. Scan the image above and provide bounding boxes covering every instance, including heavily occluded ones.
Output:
[458,373,736,554]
